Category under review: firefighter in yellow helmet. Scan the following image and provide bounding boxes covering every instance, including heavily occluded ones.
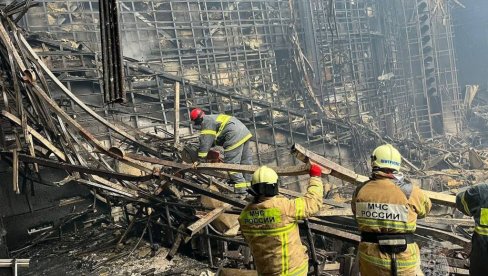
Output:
[238,164,326,276]
[351,144,432,276]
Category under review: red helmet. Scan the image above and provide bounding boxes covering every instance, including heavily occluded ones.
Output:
[190,108,204,121]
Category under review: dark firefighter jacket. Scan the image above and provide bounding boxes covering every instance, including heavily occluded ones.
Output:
[197,114,252,158]
[456,183,488,276]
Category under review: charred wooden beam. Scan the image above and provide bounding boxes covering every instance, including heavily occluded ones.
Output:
[166,224,186,261]
[1,152,249,210]
[158,172,247,209]
[292,143,368,183]
[420,217,473,227]
[16,32,158,156]
[308,221,360,244]
[12,148,19,194]
[0,152,153,182]
[174,82,180,146]
[292,143,456,207]
[416,225,471,249]
[316,209,353,217]
[2,111,66,161]
[127,152,311,176]
[186,204,230,237]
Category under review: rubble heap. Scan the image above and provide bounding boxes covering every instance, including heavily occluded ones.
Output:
[0,2,482,276]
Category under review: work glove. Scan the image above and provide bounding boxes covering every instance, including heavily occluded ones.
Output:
[192,161,200,169]
[207,150,223,163]
[309,164,322,177]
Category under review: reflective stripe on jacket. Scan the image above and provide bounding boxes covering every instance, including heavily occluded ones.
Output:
[238,177,324,276]
[198,114,252,158]
[351,178,431,233]
[456,183,488,236]
[351,177,431,276]
[357,242,423,276]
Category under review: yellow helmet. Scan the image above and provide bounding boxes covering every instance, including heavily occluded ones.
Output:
[371,144,402,171]
[252,166,278,185]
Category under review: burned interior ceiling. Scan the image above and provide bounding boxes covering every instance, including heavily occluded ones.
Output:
[0,0,486,275]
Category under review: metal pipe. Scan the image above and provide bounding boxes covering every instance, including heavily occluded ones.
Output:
[0,259,30,268]
[205,226,214,268]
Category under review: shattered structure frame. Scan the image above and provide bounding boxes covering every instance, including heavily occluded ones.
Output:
[19,0,463,183]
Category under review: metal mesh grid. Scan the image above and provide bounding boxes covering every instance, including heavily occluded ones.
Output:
[22,0,293,103]
[401,0,462,138]
[430,5,462,135]
[308,0,462,139]
[19,0,355,190]
[15,0,463,187]
[309,0,415,139]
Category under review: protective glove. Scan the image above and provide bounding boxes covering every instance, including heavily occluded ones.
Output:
[192,161,200,169]
[309,164,322,177]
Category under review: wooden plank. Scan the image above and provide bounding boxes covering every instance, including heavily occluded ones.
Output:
[2,25,155,173]
[28,83,153,173]
[30,128,140,197]
[316,209,353,217]
[323,262,341,271]
[448,267,469,275]
[292,143,368,183]
[2,110,66,161]
[422,190,456,207]
[416,225,471,248]
[3,152,153,182]
[186,204,230,237]
[159,172,247,209]
[12,148,19,194]
[420,217,473,227]
[76,179,136,198]
[307,220,360,244]
[126,152,311,176]
[292,143,456,207]
[174,82,180,146]
[0,23,26,71]
[25,130,39,172]
[17,31,159,156]
[166,224,186,261]
[0,23,39,173]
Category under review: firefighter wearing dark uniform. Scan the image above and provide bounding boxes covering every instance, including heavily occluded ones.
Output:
[456,183,488,276]
[190,108,253,193]
[238,165,325,276]
[352,144,432,276]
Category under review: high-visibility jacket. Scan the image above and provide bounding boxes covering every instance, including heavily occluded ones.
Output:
[351,177,432,276]
[456,183,488,276]
[197,114,252,158]
[238,177,324,276]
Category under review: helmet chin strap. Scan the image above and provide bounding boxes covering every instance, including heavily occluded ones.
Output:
[194,117,203,125]
[249,183,279,197]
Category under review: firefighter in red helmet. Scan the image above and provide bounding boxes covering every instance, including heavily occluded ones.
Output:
[190,108,253,194]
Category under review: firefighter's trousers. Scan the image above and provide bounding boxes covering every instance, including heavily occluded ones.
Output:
[225,140,252,193]
[358,241,424,276]
[470,232,488,276]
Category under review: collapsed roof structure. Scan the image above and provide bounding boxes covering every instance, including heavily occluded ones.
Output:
[0,0,486,275]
